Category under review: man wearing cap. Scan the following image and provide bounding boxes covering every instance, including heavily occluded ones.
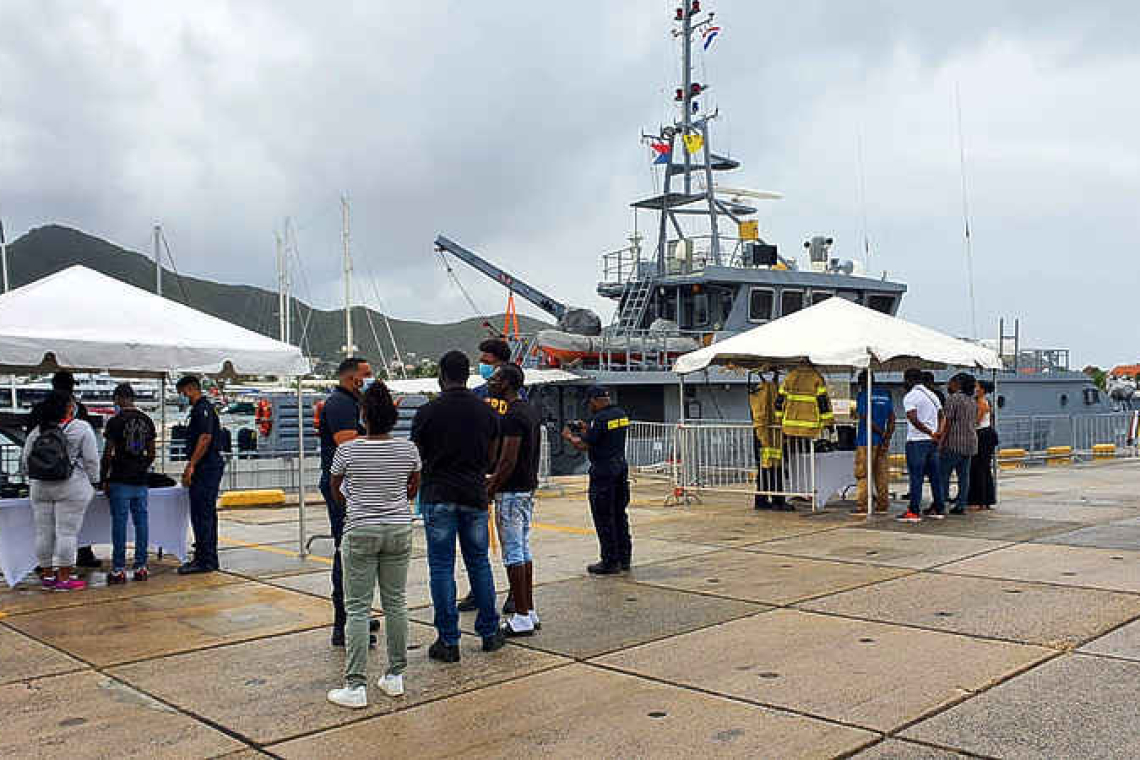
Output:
[561,387,632,575]
[175,375,226,574]
[100,383,156,584]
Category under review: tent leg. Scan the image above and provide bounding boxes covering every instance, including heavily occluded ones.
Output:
[678,375,686,423]
[991,368,999,506]
[161,376,168,470]
[866,367,874,520]
[297,377,307,558]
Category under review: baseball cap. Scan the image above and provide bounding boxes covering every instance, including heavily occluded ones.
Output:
[584,386,611,400]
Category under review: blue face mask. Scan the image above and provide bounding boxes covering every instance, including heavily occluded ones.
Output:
[361,377,376,393]
[478,363,496,380]
[113,404,122,415]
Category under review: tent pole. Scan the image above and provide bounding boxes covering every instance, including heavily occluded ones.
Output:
[866,366,874,519]
[991,368,999,506]
[160,376,168,470]
[678,375,686,423]
[297,376,308,558]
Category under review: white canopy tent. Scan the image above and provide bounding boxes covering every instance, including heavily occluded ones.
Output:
[385,367,581,395]
[673,297,1003,516]
[0,265,314,553]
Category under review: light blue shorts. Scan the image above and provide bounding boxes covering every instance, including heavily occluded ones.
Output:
[495,491,534,566]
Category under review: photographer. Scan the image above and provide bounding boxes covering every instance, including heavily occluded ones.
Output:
[561,387,631,575]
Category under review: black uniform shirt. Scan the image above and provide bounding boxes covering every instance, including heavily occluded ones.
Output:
[187,396,224,470]
[319,386,363,472]
[411,388,500,509]
[583,405,629,476]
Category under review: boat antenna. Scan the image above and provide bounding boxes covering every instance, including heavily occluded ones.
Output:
[955,83,979,339]
[856,127,871,270]
[341,193,356,357]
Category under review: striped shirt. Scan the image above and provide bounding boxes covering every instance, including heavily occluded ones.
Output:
[330,438,421,532]
[941,393,979,456]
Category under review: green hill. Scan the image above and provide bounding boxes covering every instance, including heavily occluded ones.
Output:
[4,225,551,373]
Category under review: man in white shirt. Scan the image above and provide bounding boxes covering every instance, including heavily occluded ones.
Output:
[899,368,945,522]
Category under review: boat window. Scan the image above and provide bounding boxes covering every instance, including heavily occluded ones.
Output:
[1083,388,1099,406]
[811,290,833,306]
[693,292,709,326]
[838,291,859,302]
[780,290,804,317]
[657,291,677,323]
[749,288,774,322]
[867,294,894,314]
[1060,393,1069,408]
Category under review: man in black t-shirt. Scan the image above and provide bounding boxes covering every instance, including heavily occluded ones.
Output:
[26,371,99,568]
[318,357,379,648]
[562,386,632,575]
[411,351,504,661]
[487,364,542,637]
[101,383,156,583]
[176,375,226,575]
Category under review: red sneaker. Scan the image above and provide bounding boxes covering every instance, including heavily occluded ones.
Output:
[895,512,922,524]
[54,578,87,591]
[133,568,149,582]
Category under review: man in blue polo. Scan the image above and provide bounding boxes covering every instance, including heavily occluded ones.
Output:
[319,357,378,648]
[851,373,895,514]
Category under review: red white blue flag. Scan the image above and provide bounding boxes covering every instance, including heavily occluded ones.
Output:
[702,25,721,50]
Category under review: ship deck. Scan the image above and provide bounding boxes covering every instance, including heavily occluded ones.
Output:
[3,461,1139,758]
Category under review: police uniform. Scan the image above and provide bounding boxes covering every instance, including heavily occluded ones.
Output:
[318,385,364,634]
[583,404,632,569]
[185,395,225,570]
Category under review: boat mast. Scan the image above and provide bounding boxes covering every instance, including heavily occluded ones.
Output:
[153,223,162,296]
[341,193,355,358]
[681,2,693,195]
[276,228,286,343]
[0,215,8,293]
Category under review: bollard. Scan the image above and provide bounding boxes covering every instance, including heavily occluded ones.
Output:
[1092,443,1116,461]
[219,489,287,509]
[997,448,1027,470]
[1046,446,1073,466]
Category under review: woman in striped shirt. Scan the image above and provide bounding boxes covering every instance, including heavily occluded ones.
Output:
[326,382,421,709]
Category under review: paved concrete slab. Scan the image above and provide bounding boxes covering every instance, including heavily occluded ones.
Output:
[0,624,86,684]
[596,609,1051,732]
[748,528,1011,570]
[219,520,306,544]
[6,582,331,666]
[1080,617,1140,661]
[986,500,1135,524]
[0,670,243,757]
[215,544,331,578]
[638,512,841,548]
[109,625,570,745]
[269,664,876,759]
[799,573,1140,647]
[453,577,765,659]
[0,560,243,615]
[630,549,910,605]
[903,654,1140,758]
[854,739,970,758]
[1035,521,1140,551]
[855,513,1085,542]
[940,543,1140,593]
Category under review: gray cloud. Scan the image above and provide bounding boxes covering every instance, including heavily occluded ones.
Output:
[1,0,1136,366]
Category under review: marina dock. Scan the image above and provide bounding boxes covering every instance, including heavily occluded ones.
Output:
[2,460,1138,758]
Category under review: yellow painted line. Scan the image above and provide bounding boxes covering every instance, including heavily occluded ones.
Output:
[532,522,594,536]
[219,536,333,565]
[0,612,8,620]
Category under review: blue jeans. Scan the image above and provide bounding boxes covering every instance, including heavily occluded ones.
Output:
[495,492,534,566]
[108,483,149,572]
[906,441,944,513]
[421,502,499,645]
[939,451,972,512]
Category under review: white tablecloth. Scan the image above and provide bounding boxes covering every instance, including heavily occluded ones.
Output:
[813,451,857,506]
[0,487,189,587]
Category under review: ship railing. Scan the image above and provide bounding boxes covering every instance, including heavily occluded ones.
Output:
[598,328,705,372]
[599,247,657,286]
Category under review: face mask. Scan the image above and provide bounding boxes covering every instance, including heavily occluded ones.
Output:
[113,404,122,415]
[478,363,496,380]
[361,377,375,393]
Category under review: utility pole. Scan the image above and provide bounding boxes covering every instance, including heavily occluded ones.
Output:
[153,223,162,296]
[341,194,355,358]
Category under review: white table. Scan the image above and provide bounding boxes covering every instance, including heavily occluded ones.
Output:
[813,451,857,506]
[0,487,189,587]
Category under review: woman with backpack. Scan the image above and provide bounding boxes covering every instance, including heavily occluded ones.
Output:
[22,390,100,591]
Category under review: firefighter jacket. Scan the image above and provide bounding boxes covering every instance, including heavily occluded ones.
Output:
[775,366,834,438]
[748,381,783,468]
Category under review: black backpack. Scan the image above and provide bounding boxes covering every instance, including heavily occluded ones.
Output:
[27,423,73,481]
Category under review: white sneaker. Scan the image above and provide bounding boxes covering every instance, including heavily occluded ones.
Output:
[503,612,535,637]
[379,673,404,697]
[327,685,367,709]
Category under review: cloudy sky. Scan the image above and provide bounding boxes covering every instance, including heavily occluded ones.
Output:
[1,1,1136,366]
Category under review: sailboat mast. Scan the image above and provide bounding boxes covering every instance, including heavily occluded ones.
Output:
[275,229,286,343]
[681,1,693,195]
[0,215,8,293]
[153,223,162,296]
[341,194,354,358]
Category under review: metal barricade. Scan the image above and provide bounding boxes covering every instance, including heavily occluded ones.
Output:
[625,422,677,482]
[1072,412,1138,459]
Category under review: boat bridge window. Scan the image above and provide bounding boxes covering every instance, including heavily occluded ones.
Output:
[866,294,895,314]
[780,290,804,317]
[749,288,774,322]
[679,291,710,328]
[838,291,860,302]
[810,290,833,306]
[1083,388,1100,406]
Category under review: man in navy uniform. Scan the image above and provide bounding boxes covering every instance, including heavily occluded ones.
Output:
[561,387,632,575]
[176,375,226,574]
[318,357,379,647]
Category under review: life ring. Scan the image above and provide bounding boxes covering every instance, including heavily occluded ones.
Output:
[255,399,273,436]
[313,400,325,434]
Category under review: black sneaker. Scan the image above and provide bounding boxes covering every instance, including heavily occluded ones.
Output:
[107,571,127,585]
[331,629,378,648]
[457,593,477,612]
[482,629,507,652]
[176,562,213,575]
[502,597,516,615]
[76,548,101,569]
[587,562,622,576]
[948,507,965,515]
[429,639,460,663]
[621,561,632,572]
